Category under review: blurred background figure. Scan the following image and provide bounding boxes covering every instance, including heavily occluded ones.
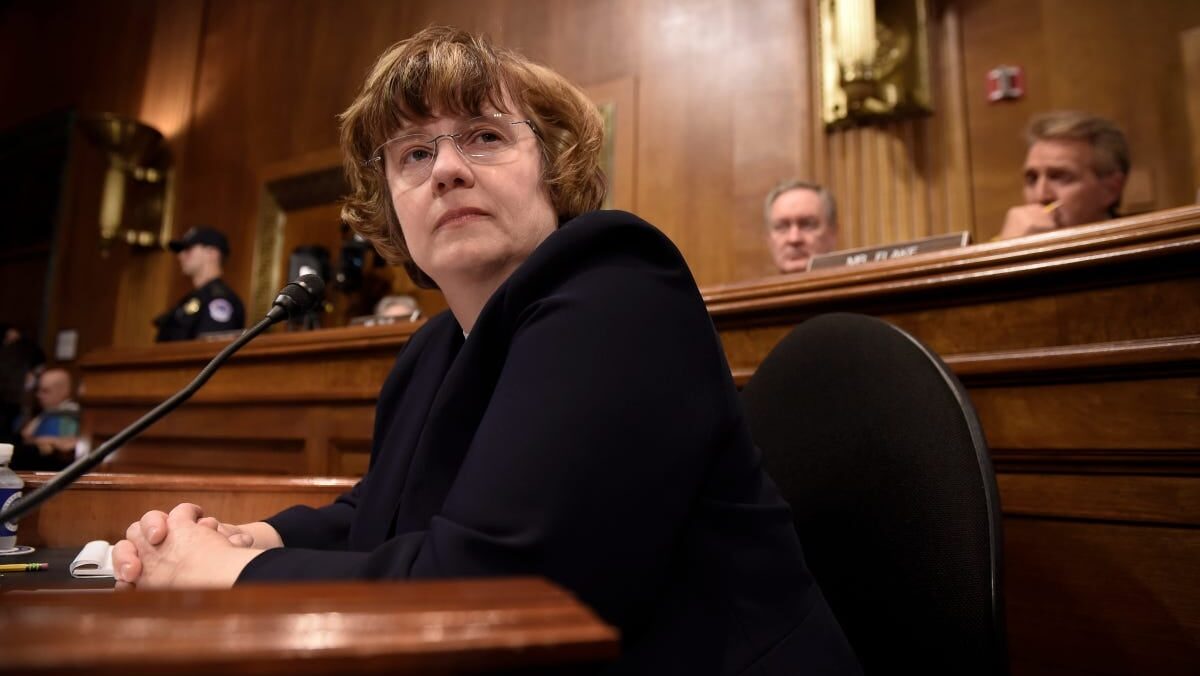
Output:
[15,367,79,470]
[764,179,840,274]
[997,111,1129,240]
[0,323,45,446]
[155,226,246,341]
[374,295,421,320]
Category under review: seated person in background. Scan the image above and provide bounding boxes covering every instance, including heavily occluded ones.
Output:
[765,179,840,273]
[16,367,79,470]
[374,294,421,320]
[0,324,44,445]
[997,110,1129,240]
[154,226,246,342]
[114,26,860,674]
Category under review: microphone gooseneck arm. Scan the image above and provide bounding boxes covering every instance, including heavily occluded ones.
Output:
[0,274,326,525]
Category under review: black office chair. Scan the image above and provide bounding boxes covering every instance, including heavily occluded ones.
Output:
[741,313,1007,675]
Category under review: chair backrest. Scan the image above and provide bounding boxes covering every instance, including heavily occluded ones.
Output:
[741,313,1006,675]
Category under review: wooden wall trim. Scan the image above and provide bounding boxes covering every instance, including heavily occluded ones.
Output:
[947,335,1200,380]
[80,320,424,370]
[18,472,357,493]
[15,472,358,547]
[997,474,1199,527]
[704,205,1200,314]
[732,335,1200,387]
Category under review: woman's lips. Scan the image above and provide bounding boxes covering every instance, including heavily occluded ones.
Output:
[436,207,490,229]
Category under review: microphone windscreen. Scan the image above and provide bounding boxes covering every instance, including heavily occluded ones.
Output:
[271,274,326,320]
[294,274,325,307]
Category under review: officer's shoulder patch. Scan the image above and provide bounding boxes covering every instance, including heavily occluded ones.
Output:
[209,298,234,323]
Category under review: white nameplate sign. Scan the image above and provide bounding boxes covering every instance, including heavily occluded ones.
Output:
[808,232,971,271]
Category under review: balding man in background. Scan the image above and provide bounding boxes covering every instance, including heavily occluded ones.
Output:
[764,179,840,274]
[17,367,80,470]
[998,111,1129,240]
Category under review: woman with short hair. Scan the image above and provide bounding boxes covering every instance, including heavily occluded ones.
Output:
[115,26,859,674]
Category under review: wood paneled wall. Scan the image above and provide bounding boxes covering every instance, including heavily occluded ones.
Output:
[170,0,818,296]
[4,0,1199,356]
[0,0,159,365]
[959,0,1200,237]
[813,1,977,250]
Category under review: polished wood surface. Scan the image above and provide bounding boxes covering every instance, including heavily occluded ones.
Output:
[1,577,618,675]
[710,206,1200,676]
[78,321,424,476]
[16,472,357,548]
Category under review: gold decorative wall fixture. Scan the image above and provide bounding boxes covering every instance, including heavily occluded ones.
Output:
[819,0,934,129]
[77,114,173,254]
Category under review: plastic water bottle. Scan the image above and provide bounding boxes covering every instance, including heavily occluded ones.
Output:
[0,443,23,551]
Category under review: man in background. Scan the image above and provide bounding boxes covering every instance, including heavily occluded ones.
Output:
[155,226,246,342]
[16,367,79,470]
[375,295,421,320]
[764,179,840,274]
[997,111,1129,240]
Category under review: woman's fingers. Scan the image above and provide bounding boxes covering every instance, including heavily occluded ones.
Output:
[167,503,205,525]
[139,510,170,545]
[112,539,142,583]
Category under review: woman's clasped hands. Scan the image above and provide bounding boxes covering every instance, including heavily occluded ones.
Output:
[113,503,282,590]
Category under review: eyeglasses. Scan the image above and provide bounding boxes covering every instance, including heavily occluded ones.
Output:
[364,113,537,189]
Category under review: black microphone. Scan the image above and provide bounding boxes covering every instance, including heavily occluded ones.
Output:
[0,275,326,525]
[267,274,325,323]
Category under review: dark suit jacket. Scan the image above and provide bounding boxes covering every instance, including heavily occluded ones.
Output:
[239,210,859,675]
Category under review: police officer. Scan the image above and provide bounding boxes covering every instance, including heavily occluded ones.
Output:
[154,226,246,342]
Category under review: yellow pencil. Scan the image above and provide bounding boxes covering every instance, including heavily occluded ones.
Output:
[0,562,48,572]
[1043,200,1062,214]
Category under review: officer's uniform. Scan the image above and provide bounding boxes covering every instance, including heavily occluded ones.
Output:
[154,278,246,342]
[155,226,247,342]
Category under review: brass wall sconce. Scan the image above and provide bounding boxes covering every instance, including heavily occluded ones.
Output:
[77,114,174,254]
[819,0,934,129]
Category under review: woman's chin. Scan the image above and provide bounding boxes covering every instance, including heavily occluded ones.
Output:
[425,245,515,282]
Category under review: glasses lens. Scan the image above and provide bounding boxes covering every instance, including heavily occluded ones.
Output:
[370,114,531,186]
[456,115,523,158]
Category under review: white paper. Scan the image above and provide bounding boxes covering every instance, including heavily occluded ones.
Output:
[70,540,114,578]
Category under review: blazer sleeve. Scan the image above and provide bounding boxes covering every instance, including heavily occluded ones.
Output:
[239,222,737,625]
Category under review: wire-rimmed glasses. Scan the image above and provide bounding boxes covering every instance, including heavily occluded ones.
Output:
[364,113,537,189]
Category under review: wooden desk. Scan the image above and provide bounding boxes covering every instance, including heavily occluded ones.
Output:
[2,476,617,674]
[704,207,1200,676]
[16,472,357,548]
[1,576,618,674]
[1,547,116,591]
[74,207,1200,674]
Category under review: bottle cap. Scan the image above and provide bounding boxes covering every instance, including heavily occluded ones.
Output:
[0,443,11,465]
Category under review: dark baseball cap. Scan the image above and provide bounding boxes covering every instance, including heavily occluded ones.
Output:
[168,226,230,254]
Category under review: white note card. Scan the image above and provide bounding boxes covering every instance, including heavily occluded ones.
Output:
[70,540,115,578]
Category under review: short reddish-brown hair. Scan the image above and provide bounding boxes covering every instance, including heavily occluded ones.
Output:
[339,26,606,287]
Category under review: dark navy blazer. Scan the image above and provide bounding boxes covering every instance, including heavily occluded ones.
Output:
[238,210,859,675]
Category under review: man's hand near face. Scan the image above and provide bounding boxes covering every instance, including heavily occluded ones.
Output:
[998,201,1062,240]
